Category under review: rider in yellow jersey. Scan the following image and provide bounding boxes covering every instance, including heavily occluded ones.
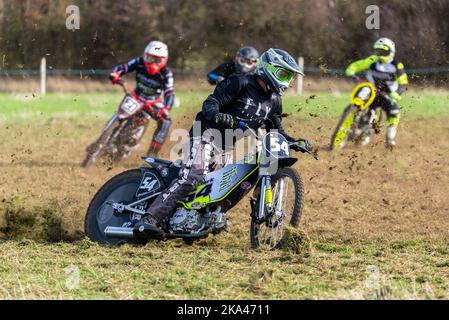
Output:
[345,38,409,147]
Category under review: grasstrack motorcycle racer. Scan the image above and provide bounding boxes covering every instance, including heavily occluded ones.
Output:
[137,48,312,235]
[207,46,259,85]
[110,40,175,156]
[345,38,408,147]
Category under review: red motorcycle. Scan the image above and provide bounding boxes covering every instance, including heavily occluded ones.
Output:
[81,81,163,167]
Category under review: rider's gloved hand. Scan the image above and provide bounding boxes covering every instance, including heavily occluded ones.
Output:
[109,72,121,85]
[389,91,402,102]
[291,138,313,152]
[345,68,356,77]
[214,113,235,129]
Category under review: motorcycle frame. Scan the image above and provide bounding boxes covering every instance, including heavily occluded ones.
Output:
[111,131,299,224]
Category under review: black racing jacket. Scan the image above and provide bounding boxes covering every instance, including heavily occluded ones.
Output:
[196,74,296,144]
[112,57,175,108]
[207,61,237,85]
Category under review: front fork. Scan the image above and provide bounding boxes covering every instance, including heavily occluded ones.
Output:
[363,108,378,127]
[353,108,377,137]
[101,113,119,134]
[257,176,274,221]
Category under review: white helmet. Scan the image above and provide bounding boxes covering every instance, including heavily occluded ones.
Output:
[143,41,168,75]
[374,38,396,63]
[144,41,168,57]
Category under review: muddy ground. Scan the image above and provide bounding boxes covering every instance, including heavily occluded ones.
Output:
[0,106,448,299]
[1,111,448,243]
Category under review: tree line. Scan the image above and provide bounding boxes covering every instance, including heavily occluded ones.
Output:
[0,0,448,73]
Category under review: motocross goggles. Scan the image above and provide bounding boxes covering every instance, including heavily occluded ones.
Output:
[375,48,391,57]
[236,56,258,70]
[265,63,295,83]
[236,56,258,65]
[144,54,165,64]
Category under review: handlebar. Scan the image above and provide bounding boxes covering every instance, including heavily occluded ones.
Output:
[288,141,319,160]
[234,117,271,141]
[234,117,318,160]
[115,80,129,95]
[349,70,375,83]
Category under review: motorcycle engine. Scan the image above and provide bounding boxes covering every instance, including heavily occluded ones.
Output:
[208,206,227,230]
[168,206,228,234]
[169,208,202,234]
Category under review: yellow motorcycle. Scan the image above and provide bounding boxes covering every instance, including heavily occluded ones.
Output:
[330,79,384,150]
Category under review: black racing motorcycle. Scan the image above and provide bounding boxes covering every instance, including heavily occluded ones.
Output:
[84,121,317,249]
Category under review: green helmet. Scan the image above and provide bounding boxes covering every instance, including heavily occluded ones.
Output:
[255,48,304,95]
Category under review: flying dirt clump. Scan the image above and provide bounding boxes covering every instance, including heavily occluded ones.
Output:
[0,199,84,242]
[276,226,312,257]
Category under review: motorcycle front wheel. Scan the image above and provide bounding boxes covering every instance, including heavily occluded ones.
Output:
[330,104,358,150]
[250,167,304,250]
[81,118,119,167]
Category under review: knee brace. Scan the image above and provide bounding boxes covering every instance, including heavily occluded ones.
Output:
[387,113,401,128]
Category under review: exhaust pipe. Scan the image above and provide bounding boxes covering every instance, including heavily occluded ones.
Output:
[104,226,134,238]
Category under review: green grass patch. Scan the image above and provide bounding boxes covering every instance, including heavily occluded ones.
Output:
[0,91,209,123]
[0,239,447,299]
[1,90,448,123]
[281,91,449,118]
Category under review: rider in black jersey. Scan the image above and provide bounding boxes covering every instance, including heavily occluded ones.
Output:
[138,48,312,234]
[207,46,259,85]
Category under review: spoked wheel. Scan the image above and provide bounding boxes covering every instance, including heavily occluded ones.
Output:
[81,124,117,168]
[330,104,358,150]
[250,167,304,250]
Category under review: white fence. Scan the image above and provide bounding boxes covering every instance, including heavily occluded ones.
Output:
[1,57,449,96]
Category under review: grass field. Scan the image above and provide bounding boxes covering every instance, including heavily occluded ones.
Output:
[0,89,449,299]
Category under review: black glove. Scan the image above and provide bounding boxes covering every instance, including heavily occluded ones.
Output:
[213,113,235,128]
[291,138,313,153]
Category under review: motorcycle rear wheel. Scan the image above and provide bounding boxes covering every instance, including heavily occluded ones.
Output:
[85,169,145,245]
